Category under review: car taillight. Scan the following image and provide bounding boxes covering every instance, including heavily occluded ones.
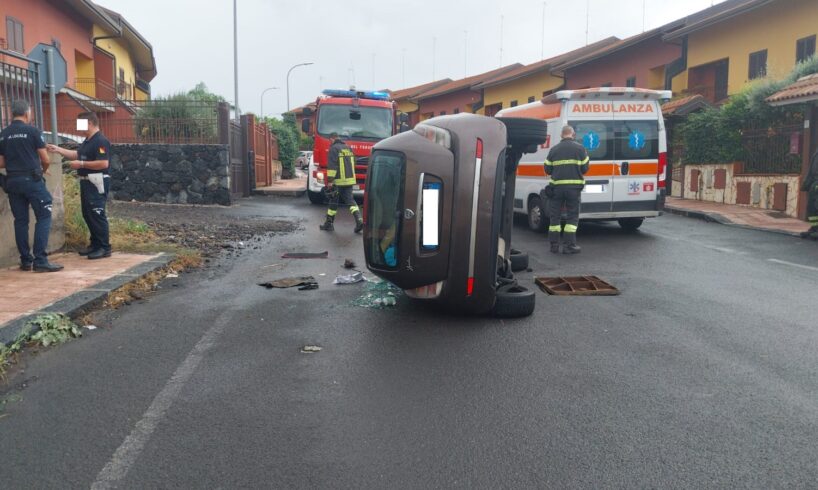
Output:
[467,138,484,297]
[413,124,452,149]
[658,152,667,189]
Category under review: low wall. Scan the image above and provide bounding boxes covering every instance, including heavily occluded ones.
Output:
[0,155,66,268]
[109,144,231,206]
[683,163,801,217]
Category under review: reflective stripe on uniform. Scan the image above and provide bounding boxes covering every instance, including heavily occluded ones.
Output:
[564,224,578,233]
[327,169,337,178]
[327,209,337,217]
[548,225,562,232]
[809,216,818,222]
[349,205,360,214]
[552,180,586,185]
[545,157,590,167]
[335,149,356,186]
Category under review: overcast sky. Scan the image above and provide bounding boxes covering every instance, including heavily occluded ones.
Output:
[94,0,723,117]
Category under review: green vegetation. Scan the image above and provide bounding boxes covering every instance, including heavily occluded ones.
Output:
[0,314,81,380]
[134,82,224,143]
[679,56,818,164]
[265,113,299,178]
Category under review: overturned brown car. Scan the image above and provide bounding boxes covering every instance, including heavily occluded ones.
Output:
[363,113,547,317]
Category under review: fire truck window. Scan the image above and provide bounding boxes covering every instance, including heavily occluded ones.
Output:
[367,151,405,269]
[318,105,393,140]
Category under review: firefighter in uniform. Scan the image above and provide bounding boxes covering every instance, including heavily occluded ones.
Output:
[320,133,364,233]
[0,100,62,272]
[801,149,818,239]
[544,125,590,254]
[47,112,112,259]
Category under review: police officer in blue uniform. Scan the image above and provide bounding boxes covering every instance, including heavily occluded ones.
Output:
[48,112,112,259]
[0,100,63,272]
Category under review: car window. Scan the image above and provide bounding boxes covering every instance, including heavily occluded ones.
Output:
[367,150,405,269]
[569,121,613,161]
[617,121,658,160]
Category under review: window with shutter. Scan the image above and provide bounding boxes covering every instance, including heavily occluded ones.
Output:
[748,50,767,80]
[796,35,816,63]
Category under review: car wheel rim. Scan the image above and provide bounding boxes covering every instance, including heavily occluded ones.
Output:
[530,205,541,228]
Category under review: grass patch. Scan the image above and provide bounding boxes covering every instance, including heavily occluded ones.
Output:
[0,314,81,381]
[63,174,202,257]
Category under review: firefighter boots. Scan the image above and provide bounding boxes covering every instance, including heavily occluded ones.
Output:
[353,210,364,234]
[319,216,335,232]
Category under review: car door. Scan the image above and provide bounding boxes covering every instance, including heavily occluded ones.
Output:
[569,119,616,214]
[611,109,660,213]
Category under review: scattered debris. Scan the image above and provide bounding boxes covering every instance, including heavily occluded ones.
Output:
[334,271,365,285]
[282,251,329,259]
[83,325,98,331]
[300,345,322,354]
[262,263,283,269]
[535,276,620,296]
[259,276,318,289]
[298,283,319,291]
[352,281,402,308]
[343,259,356,269]
[166,273,179,278]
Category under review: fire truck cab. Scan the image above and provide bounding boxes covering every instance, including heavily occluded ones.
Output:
[302,89,403,204]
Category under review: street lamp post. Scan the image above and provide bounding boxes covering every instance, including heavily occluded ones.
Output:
[260,87,279,119]
[286,62,314,112]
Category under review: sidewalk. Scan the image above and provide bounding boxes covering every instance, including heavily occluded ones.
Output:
[253,172,307,197]
[0,252,172,344]
[665,197,811,236]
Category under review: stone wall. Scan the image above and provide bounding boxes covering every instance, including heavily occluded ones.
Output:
[0,155,65,268]
[684,163,801,217]
[109,144,231,206]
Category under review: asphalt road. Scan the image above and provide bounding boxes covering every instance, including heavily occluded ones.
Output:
[3,196,818,489]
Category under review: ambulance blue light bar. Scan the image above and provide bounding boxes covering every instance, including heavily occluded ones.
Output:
[322,89,390,101]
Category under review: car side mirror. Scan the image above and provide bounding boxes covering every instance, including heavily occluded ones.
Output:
[301,119,312,134]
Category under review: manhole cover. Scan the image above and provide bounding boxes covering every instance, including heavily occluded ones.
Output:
[535,276,620,296]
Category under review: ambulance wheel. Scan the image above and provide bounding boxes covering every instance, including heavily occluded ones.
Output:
[496,117,548,147]
[510,249,529,272]
[618,217,644,231]
[528,196,547,232]
[492,283,536,318]
[308,189,325,205]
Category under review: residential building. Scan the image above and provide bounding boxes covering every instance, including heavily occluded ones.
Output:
[412,64,522,120]
[95,6,156,102]
[555,29,681,90]
[475,37,619,117]
[389,79,452,127]
[665,0,818,103]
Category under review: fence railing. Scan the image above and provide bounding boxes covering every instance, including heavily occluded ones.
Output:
[1,50,43,128]
[74,78,116,100]
[740,125,803,174]
[116,78,133,100]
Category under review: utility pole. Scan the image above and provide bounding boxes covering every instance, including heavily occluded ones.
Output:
[233,0,240,118]
[585,0,590,46]
[432,37,437,81]
[401,49,406,87]
[464,30,468,77]
[541,2,546,60]
[642,0,646,32]
[500,15,504,66]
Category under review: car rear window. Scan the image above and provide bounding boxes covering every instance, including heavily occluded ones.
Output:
[367,150,405,269]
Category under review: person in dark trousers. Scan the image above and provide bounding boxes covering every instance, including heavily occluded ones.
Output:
[47,112,112,259]
[801,149,818,239]
[544,125,590,254]
[320,132,363,233]
[0,100,62,272]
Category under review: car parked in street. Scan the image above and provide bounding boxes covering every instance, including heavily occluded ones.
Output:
[296,150,313,169]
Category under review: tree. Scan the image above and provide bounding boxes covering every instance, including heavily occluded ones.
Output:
[265,114,299,179]
[134,82,226,143]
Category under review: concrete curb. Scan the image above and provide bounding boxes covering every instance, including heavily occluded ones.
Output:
[252,188,307,198]
[665,205,801,238]
[0,253,174,346]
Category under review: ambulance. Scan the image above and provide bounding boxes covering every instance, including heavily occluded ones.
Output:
[496,87,672,231]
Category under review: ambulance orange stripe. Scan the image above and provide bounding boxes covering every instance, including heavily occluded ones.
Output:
[517,162,659,178]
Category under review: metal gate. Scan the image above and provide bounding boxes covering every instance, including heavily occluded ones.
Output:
[1,52,43,128]
[229,119,249,197]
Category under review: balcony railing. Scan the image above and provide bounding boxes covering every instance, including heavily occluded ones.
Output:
[74,77,116,100]
[116,78,133,100]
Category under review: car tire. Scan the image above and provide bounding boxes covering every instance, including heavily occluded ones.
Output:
[307,189,325,205]
[496,117,548,147]
[492,282,536,318]
[618,217,644,231]
[528,196,547,232]
[510,249,529,272]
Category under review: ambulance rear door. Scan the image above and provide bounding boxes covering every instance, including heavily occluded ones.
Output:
[610,100,660,214]
[566,101,616,214]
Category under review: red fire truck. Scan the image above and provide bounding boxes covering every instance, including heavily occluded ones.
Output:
[302,89,405,204]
